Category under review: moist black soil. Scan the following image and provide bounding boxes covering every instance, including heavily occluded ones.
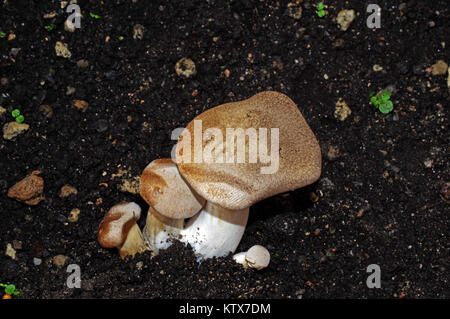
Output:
[0,0,449,299]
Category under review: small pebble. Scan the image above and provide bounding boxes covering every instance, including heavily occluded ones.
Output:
[59,185,78,198]
[55,41,72,58]
[337,9,355,31]
[373,64,383,72]
[53,255,68,268]
[6,243,17,260]
[73,100,88,112]
[118,176,140,195]
[424,159,433,168]
[431,60,448,76]
[327,145,341,161]
[3,121,30,140]
[334,98,351,121]
[68,208,80,222]
[66,86,76,95]
[175,58,196,78]
[33,257,42,266]
[287,2,303,20]
[133,24,144,40]
[43,11,57,19]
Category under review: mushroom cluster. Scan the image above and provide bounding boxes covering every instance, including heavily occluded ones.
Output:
[98,91,321,263]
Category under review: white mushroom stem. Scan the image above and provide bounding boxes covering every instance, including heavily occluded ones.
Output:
[119,223,148,259]
[180,201,249,260]
[232,252,248,267]
[143,207,184,255]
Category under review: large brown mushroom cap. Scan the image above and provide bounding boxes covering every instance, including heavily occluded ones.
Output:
[140,159,205,219]
[175,91,321,210]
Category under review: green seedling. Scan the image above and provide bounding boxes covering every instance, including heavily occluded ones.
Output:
[0,32,6,38]
[11,109,20,118]
[45,24,55,31]
[316,2,326,18]
[16,115,25,123]
[369,90,394,114]
[11,109,25,123]
[0,284,20,296]
[89,12,100,19]
[118,35,124,41]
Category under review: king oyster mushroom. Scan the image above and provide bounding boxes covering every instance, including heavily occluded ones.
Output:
[140,91,322,260]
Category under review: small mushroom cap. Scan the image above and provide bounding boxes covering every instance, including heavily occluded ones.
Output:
[176,91,321,210]
[245,245,270,270]
[140,159,205,219]
[98,202,141,248]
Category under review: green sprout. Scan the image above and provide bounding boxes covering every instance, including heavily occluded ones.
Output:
[316,2,326,18]
[11,109,20,118]
[273,252,280,257]
[118,35,124,41]
[0,31,6,38]
[369,90,394,114]
[16,115,25,123]
[0,284,20,296]
[45,24,55,31]
[89,12,100,19]
[11,109,25,123]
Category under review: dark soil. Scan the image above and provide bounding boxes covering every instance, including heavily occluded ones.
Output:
[0,0,449,299]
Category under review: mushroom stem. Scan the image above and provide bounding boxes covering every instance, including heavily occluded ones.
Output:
[232,252,248,267]
[119,223,148,259]
[143,207,184,254]
[180,201,249,260]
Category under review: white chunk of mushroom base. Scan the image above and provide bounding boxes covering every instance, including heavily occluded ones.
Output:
[233,245,271,270]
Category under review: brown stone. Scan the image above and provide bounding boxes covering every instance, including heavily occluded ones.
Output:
[73,100,88,112]
[59,185,78,198]
[8,171,44,205]
[431,60,448,76]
